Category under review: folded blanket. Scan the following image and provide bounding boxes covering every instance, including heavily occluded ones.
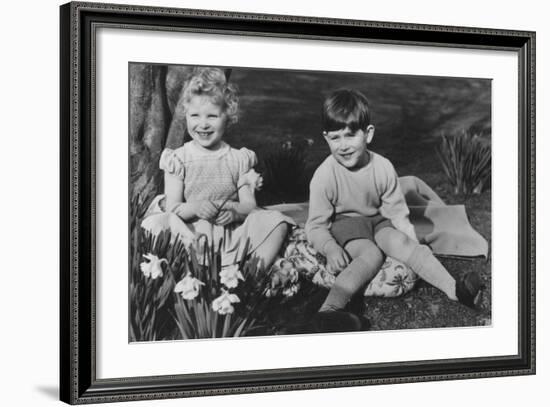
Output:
[266,175,488,259]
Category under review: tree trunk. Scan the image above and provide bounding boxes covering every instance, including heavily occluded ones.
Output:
[129,64,187,204]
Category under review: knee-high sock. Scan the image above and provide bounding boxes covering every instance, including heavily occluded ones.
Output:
[406,245,457,300]
[320,257,376,312]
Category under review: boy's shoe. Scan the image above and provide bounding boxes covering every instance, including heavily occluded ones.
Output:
[345,292,367,315]
[310,310,371,333]
[455,271,485,309]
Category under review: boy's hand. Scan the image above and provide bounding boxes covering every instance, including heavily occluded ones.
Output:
[324,240,349,271]
[196,200,219,221]
[215,209,238,226]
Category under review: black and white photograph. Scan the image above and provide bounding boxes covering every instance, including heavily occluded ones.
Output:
[129,63,491,341]
[1,0,545,404]
[53,1,536,404]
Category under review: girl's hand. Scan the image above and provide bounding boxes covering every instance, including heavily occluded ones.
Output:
[215,209,238,226]
[196,200,219,221]
[324,240,349,271]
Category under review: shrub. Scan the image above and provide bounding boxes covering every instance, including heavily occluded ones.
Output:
[257,139,311,205]
[436,131,491,195]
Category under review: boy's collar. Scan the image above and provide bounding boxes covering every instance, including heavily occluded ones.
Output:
[329,149,374,172]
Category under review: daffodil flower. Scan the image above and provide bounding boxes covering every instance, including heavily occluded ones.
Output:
[238,169,263,191]
[212,290,240,315]
[282,284,300,297]
[174,275,204,300]
[279,260,299,284]
[264,288,276,298]
[219,265,245,289]
[140,253,167,279]
[270,260,299,287]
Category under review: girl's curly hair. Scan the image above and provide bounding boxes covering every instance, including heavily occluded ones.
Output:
[182,67,239,124]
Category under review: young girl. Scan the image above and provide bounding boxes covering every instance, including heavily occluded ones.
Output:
[143,67,293,269]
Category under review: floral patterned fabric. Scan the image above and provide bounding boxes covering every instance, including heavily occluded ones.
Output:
[269,228,418,298]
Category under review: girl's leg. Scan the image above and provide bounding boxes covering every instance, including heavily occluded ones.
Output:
[253,223,289,271]
[320,239,384,312]
[374,227,457,300]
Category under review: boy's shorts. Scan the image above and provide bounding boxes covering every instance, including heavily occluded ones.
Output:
[330,214,394,247]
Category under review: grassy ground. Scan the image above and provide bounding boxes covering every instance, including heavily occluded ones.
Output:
[213,67,491,330]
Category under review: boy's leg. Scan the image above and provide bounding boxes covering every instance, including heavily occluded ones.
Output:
[320,239,384,312]
[373,227,457,301]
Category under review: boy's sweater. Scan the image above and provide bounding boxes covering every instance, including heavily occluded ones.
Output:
[305,151,415,254]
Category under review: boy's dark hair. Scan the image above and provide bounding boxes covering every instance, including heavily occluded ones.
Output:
[321,89,371,133]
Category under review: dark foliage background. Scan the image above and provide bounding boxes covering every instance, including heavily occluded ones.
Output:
[129,64,490,204]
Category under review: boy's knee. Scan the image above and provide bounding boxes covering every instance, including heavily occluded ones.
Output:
[406,244,433,266]
[357,243,384,270]
[413,244,432,259]
[385,229,415,254]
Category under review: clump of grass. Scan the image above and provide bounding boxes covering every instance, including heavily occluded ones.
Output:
[436,131,491,195]
[170,237,269,339]
[130,229,195,341]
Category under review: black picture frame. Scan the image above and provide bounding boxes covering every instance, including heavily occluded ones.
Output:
[60,1,535,404]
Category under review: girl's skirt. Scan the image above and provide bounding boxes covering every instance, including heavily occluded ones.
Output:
[141,195,295,266]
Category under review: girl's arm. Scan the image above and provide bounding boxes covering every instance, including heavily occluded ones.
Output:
[215,184,257,225]
[160,148,219,221]
[166,174,219,221]
[164,174,196,220]
[165,173,220,221]
[235,183,257,216]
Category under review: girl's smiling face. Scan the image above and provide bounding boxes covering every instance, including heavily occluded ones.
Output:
[186,95,227,150]
[324,124,375,170]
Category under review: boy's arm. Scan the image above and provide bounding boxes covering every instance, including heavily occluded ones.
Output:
[306,177,350,270]
[305,174,338,255]
[378,160,418,242]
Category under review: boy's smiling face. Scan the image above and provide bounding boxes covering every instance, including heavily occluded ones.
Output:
[324,124,375,170]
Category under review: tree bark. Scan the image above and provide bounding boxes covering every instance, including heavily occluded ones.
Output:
[129,64,172,203]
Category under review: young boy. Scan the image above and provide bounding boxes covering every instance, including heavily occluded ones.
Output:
[304,89,483,332]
